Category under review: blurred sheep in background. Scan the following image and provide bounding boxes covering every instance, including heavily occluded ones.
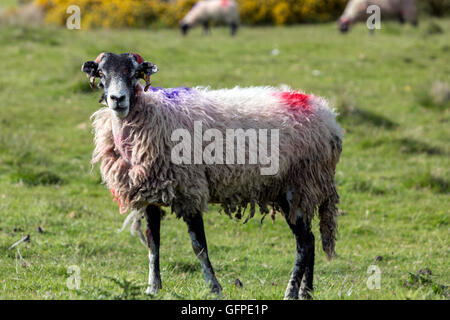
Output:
[180,0,240,36]
[339,0,418,33]
[0,1,44,26]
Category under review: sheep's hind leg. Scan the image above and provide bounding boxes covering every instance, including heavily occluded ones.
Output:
[144,205,163,295]
[280,190,315,300]
[230,22,238,36]
[183,213,222,296]
[298,221,315,300]
[202,21,210,35]
[284,209,315,300]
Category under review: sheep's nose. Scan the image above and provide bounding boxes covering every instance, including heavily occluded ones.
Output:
[110,94,125,103]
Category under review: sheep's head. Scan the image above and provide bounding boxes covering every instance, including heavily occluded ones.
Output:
[180,22,190,36]
[338,17,351,33]
[82,52,158,118]
[179,3,197,35]
[179,18,192,36]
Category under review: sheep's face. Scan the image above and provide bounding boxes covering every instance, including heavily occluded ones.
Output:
[82,52,158,119]
[338,17,351,33]
[180,22,190,35]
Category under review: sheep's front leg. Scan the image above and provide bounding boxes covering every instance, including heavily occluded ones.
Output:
[144,205,162,295]
[183,214,222,296]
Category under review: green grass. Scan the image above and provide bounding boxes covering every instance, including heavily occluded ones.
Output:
[0,0,16,8]
[0,20,449,300]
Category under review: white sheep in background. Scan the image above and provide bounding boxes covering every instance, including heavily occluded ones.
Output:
[180,0,240,36]
[82,52,343,299]
[0,2,44,26]
[339,0,418,33]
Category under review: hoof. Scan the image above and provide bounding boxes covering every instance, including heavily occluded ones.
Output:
[145,285,159,295]
[284,281,300,300]
[210,283,222,298]
[299,290,313,300]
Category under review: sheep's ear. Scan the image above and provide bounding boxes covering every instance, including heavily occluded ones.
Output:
[81,61,99,77]
[81,53,105,89]
[81,61,99,89]
[138,61,158,76]
[137,61,158,92]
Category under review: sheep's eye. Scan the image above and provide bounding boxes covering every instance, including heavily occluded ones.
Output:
[98,70,104,77]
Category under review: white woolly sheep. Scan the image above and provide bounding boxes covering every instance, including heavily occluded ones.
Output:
[82,52,343,299]
[180,0,240,36]
[339,0,418,33]
[0,2,44,26]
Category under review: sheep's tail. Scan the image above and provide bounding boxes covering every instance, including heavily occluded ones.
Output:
[117,209,147,247]
[318,197,338,261]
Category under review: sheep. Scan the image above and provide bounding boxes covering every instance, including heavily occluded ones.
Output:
[82,52,343,299]
[338,0,418,33]
[0,2,45,26]
[180,0,240,36]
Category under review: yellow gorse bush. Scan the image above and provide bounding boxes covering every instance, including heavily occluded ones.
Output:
[239,0,347,25]
[36,0,167,28]
[34,0,349,29]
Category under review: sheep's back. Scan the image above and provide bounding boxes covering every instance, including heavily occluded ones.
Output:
[342,0,414,21]
[97,85,342,218]
[156,86,343,211]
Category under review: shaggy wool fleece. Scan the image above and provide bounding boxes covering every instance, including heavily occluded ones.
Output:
[91,84,342,258]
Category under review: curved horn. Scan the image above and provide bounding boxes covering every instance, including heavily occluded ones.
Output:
[95,52,105,63]
[91,53,105,89]
[131,52,145,64]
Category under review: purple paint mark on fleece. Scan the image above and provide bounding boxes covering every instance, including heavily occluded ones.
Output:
[148,86,193,101]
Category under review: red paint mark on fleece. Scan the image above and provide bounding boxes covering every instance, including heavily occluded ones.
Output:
[278,91,312,112]
[110,189,126,214]
[221,0,229,7]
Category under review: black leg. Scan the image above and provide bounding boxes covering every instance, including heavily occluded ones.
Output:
[202,21,210,35]
[284,211,315,299]
[230,23,238,36]
[299,229,314,299]
[144,205,162,295]
[183,213,222,295]
[279,188,315,299]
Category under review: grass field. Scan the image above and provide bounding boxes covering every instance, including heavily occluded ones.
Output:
[0,19,449,300]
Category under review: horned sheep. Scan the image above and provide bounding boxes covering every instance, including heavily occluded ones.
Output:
[82,52,343,299]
